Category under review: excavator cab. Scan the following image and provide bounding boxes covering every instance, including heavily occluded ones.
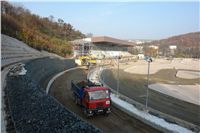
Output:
[78,55,97,66]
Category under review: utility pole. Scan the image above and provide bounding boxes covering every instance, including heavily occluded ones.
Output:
[102,57,105,82]
[82,43,84,56]
[117,56,120,96]
[145,56,152,110]
[145,61,150,109]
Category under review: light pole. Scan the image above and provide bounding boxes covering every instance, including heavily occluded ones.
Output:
[117,56,120,97]
[102,57,105,82]
[144,56,152,110]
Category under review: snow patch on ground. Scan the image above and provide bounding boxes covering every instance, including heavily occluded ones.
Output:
[18,66,27,75]
[9,63,27,76]
[111,93,194,133]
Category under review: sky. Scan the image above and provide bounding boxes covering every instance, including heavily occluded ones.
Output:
[15,1,199,40]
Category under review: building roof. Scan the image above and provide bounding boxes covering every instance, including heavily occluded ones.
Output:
[91,36,134,46]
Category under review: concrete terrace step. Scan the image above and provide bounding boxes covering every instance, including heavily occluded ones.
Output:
[2,51,39,55]
[1,47,39,53]
[2,53,39,58]
[1,55,44,67]
[1,34,45,68]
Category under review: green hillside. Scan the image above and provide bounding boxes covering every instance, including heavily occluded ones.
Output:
[1,1,85,57]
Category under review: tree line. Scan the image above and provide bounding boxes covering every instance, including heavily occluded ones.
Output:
[1,1,85,57]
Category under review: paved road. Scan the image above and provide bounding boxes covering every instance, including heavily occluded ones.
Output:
[49,68,161,133]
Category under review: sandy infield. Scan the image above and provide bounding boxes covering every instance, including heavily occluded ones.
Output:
[176,71,200,79]
[122,58,200,105]
[149,84,200,105]
[124,58,200,75]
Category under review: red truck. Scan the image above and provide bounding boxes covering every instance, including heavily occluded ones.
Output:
[71,80,111,116]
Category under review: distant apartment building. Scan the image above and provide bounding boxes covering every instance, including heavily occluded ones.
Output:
[169,45,177,50]
[169,45,177,56]
[149,45,159,49]
[136,45,144,52]
[131,45,144,54]
[137,54,145,59]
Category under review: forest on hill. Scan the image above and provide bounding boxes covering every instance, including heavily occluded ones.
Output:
[1,1,85,57]
[143,32,200,58]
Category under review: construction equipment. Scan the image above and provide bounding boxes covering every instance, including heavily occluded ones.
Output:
[71,80,111,117]
[76,55,97,66]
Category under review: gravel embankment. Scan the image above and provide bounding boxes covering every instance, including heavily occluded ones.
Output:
[5,58,102,133]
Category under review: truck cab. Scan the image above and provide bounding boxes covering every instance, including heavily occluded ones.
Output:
[71,80,111,116]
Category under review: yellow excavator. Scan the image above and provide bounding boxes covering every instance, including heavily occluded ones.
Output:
[77,55,97,66]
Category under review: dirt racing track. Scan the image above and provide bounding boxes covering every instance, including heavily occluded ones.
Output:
[2,35,160,133]
[2,58,161,133]
[49,68,160,133]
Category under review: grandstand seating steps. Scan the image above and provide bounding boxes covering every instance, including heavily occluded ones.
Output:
[90,50,133,58]
[1,34,45,67]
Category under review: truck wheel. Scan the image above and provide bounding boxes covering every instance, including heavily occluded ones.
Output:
[84,109,92,118]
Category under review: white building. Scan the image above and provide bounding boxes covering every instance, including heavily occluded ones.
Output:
[169,45,177,50]
[137,54,145,59]
[149,45,158,49]
[169,45,177,56]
